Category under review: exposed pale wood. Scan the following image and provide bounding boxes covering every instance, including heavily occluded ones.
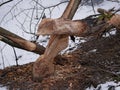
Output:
[33,0,82,81]
[0,27,45,54]
[37,18,87,36]
[108,14,120,29]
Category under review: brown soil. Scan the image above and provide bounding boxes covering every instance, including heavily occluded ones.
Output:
[0,31,120,90]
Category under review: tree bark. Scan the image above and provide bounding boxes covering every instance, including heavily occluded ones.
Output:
[0,27,45,54]
[61,0,81,19]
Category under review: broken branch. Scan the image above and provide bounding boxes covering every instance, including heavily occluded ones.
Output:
[0,27,45,54]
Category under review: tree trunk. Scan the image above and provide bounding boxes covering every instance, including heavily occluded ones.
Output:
[0,27,45,54]
[32,0,82,81]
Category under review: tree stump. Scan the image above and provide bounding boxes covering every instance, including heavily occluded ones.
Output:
[33,55,54,82]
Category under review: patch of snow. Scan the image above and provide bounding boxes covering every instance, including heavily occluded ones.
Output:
[102,29,117,37]
[86,85,95,90]
[86,81,120,90]
[116,71,120,75]
[109,29,117,35]
[37,35,49,47]
[0,85,7,90]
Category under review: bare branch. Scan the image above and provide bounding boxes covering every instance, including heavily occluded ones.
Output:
[61,0,82,19]
[0,0,23,24]
[91,0,96,14]
[12,47,19,66]
[30,6,35,33]
[0,0,13,7]
[33,0,69,9]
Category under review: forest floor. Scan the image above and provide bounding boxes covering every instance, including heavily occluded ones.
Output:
[0,31,120,90]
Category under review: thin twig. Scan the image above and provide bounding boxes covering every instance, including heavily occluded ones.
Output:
[91,0,96,14]
[0,0,23,25]
[0,0,13,7]
[30,6,35,33]
[34,9,45,34]
[0,45,5,68]
[33,0,69,9]
[12,47,19,66]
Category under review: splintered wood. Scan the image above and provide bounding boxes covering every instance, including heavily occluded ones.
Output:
[37,18,87,36]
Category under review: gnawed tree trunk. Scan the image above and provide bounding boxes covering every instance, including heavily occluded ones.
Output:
[32,0,120,81]
[32,0,82,81]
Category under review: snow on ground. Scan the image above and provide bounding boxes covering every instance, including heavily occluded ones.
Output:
[0,86,7,90]
[86,81,120,90]
[0,0,120,90]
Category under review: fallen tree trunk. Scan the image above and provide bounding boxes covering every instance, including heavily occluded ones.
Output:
[0,27,45,54]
